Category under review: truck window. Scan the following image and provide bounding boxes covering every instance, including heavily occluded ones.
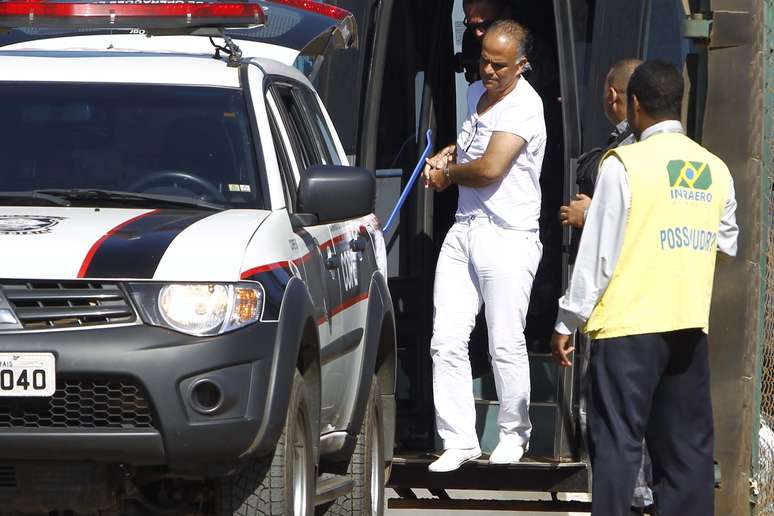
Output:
[0,82,264,208]
[272,83,322,172]
[267,109,298,211]
[301,90,343,166]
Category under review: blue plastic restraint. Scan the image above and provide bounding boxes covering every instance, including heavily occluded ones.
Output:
[382,129,434,233]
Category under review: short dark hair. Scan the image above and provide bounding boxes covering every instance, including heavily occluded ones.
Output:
[486,19,530,59]
[627,60,683,119]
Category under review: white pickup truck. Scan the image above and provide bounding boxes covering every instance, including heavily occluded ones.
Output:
[0,2,396,514]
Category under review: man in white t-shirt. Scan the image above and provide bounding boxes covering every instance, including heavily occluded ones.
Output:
[423,19,546,472]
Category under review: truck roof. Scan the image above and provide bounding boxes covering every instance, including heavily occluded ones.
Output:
[0,34,310,88]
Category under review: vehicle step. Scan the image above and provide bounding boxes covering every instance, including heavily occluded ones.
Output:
[392,454,586,468]
[388,454,588,493]
[314,473,354,506]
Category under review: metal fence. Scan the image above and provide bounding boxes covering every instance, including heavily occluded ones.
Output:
[758,214,774,512]
[756,97,774,510]
[756,2,773,506]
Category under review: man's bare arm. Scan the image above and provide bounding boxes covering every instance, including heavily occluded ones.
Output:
[447,132,526,187]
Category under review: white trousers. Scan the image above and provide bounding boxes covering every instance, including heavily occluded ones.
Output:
[431,217,542,450]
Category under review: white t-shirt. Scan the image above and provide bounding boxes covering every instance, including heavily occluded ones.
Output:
[455,77,546,230]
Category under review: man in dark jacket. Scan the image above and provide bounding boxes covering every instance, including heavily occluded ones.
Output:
[560,58,641,229]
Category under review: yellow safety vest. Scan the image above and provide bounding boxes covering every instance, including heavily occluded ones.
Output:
[583,132,731,339]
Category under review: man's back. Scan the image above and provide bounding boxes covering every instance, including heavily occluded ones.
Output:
[584,132,733,339]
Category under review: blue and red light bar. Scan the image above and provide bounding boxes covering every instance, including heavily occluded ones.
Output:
[0,1,266,29]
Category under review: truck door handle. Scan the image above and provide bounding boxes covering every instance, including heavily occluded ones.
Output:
[350,236,367,252]
[326,255,341,270]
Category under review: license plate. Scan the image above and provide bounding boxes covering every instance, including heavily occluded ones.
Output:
[0,353,55,397]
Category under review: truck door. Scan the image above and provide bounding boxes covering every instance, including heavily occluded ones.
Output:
[266,82,345,430]
[293,86,372,434]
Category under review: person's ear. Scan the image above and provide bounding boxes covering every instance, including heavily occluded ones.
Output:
[627,93,640,128]
[514,56,528,74]
[631,94,641,115]
[607,86,617,106]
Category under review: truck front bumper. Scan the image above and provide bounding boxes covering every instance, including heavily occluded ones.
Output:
[0,321,281,476]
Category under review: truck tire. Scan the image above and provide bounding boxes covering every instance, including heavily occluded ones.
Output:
[317,376,385,515]
[215,370,315,516]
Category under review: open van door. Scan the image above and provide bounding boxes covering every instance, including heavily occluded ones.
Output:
[379,0,595,508]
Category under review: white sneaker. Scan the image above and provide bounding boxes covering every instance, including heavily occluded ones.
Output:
[428,447,482,473]
[488,440,525,464]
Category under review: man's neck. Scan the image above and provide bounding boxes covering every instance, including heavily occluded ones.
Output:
[635,115,671,136]
[639,119,684,141]
[485,75,520,103]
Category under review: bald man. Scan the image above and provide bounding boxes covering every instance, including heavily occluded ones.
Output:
[423,20,546,472]
[560,59,642,228]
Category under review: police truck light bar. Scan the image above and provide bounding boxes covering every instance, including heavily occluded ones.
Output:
[0,1,266,30]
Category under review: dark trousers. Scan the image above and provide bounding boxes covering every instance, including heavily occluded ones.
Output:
[587,329,714,516]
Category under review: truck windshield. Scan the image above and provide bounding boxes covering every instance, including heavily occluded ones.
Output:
[0,82,264,209]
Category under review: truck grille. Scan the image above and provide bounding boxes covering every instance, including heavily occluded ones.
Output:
[0,281,136,330]
[0,464,14,488]
[0,379,155,429]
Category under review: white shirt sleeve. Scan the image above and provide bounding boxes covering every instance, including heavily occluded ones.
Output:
[718,176,739,256]
[493,101,541,143]
[554,155,630,335]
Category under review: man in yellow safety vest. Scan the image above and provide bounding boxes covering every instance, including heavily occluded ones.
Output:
[551,60,739,516]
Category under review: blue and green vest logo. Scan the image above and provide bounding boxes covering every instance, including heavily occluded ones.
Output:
[667,160,713,203]
[667,160,712,189]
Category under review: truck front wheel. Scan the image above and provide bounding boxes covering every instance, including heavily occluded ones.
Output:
[215,370,314,516]
[317,376,385,515]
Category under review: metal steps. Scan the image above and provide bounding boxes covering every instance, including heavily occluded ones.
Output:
[388,453,589,493]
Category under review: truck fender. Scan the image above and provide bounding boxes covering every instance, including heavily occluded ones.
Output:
[346,271,396,461]
[247,277,321,460]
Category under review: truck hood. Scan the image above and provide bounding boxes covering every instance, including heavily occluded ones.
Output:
[0,207,270,281]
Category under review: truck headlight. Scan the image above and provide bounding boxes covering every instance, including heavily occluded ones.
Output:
[128,283,264,336]
[159,284,228,334]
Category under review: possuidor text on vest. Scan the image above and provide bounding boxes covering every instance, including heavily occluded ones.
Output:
[659,226,717,252]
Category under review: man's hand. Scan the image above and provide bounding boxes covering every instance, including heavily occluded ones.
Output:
[551,331,575,367]
[437,144,456,159]
[559,194,592,228]
[423,151,452,192]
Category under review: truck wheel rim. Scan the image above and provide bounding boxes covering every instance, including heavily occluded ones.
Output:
[292,411,309,515]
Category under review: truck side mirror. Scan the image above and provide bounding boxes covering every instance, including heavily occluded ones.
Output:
[296,164,375,225]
